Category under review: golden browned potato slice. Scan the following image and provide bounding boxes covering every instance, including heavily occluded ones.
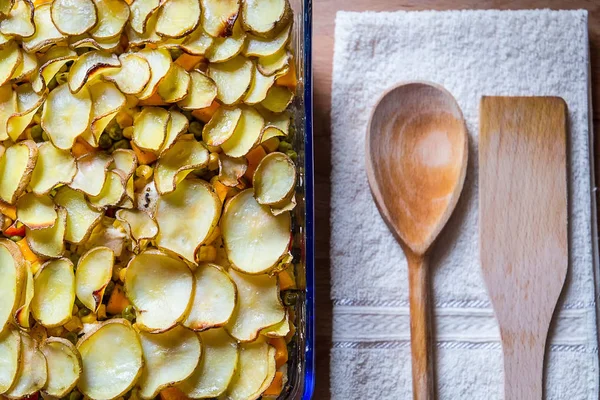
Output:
[181,26,213,55]
[155,179,220,263]
[126,10,161,46]
[83,81,126,146]
[90,0,130,40]
[13,260,33,328]
[205,19,245,63]
[136,48,172,100]
[243,67,275,105]
[5,332,47,399]
[178,328,238,399]
[112,149,137,180]
[125,250,194,332]
[41,83,93,150]
[0,0,33,38]
[260,110,291,142]
[220,106,264,157]
[221,189,290,274]
[244,23,291,58]
[68,51,120,93]
[133,106,170,153]
[200,0,239,38]
[177,70,217,110]
[31,258,75,327]
[0,140,37,204]
[7,83,46,142]
[69,153,112,197]
[137,325,201,399]
[16,192,57,230]
[69,34,121,52]
[116,209,158,248]
[241,0,291,38]
[183,263,237,331]
[129,0,159,34]
[22,3,67,53]
[104,53,151,95]
[77,319,143,400]
[75,246,114,312]
[0,84,16,141]
[257,48,290,77]
[40,337,82,398]
[155,0,200,38]
[253,152,295,205]
[261,85,294,113]
[208,55,253,105]
[226,339,273,400]
[0,0,14,16]
[154,138,209,194]
[0,240,26,332]
[270,193,296,216]
[51,0,98,35]
[54,187,104,244]
[218,154,247,187]
[261,310,290,337]
[88,170,127,209]
[202,107,242,146]
[159,110,188,154]
[31,46,77,94]
[26,207,67,258]
[0,41,22,86]
[10,51,37,82]
[157,64,190,103]
[0,326,21,393]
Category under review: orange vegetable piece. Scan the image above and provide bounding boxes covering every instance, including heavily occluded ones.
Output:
[106,284,131,315]
[175,53,204,71]
[132,142,158,165]
[211,178,229,204]
[71,138,96,158]
[4,223,25,237]
[159,387,189,400]
[263,371,284,397]
[0,200,16,220]
[278,269,296,291]
[269,337,288,368]
[276,61,297,91]
[137,92,168,106]
[191,101,220,123]
[16,238,39,264]
[33,0,51,6]
[244,145,267,181]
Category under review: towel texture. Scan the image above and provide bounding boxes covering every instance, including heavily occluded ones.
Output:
[330,9,598,399]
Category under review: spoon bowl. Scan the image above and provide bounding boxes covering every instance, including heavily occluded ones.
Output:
[366,82,468,399]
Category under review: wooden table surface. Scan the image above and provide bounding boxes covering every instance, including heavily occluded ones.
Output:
[312,0,600,398]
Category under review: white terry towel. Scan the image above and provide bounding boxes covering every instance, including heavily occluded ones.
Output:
[330,10,599,399]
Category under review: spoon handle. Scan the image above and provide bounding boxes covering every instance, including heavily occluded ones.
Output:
[406,250,435,400]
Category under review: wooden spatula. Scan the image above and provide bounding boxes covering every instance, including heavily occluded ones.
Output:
[479,96,568,400]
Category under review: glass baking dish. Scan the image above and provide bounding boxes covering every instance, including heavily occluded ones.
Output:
[277,0,314,399]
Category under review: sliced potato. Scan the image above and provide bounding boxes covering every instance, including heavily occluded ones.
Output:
[90,0,130,40]
[84,81,126,145]
[0,140,37,204]
[42,83,93,150]
[51,0,98,35]
[208,55,253,105]
[0,0,34,38]
[10,50,37,82]
[129,0,159,34]
[55,187,104,245]
[75,246,113,312]
[177,70,217,110]
[69,153,112,197]
[31,46,78,94]
[104,53,151,95]
[270,193,295,216]
[241,0,290,37]
[260,126,285,143]
[225,270,284,341]
[125,250,194,332]
[112,148,137,180]
[135,180,158,216]
[115,209,158,248]
[85,216,127,257]
[0,327,20,394]
[226,340,271,400]
[183,263,236,331]
[16,193,57,230]
[202,107,241,146]
[136,48,171,100]
[261,310,290,337]
[155,0,200,38]
[137,325,201,399]
[253,152,295,205]
[257,48,290,77]
[205,19,245,63]
[68,51,120,94]
[88,170,127,208]
[159,110,188,154]
[31,258,75,327]
[0,240,26,332]
[181,26,213,55]
[133,106,170,152]
[5,332,47,399]
[29,143,78,194]
[0,42,22,86]
[155,180,220,263]
[0,84,16,141]
[154,138,209,194]
[40,338,82,398]
[178,328,238,399]
[244,23,291,58]
[0,0,13,16]
[218,154,247,187]
[77,319,143,400]
[7,83,46,142]
[243,67,275,105]
[157,64,190,103]
[26,207,67,258]
[70,34,121,52]
[221,189,290,274]
[22,3,66,53]
[255,346,277,397]
[261,85,294,113]
[221,106,264,157]
[13,260,33,328]
[200,0,239,38]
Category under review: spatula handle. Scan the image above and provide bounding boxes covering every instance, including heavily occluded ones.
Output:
[407,251,435,400]
[502,332,546,400]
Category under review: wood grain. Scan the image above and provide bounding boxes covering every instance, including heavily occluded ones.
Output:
[479,96,568,399]
[365,82,468,399]
[313,1,599,399]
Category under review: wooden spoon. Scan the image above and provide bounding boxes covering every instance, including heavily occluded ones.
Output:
[365,82,468,399]
[479,96,568,399]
